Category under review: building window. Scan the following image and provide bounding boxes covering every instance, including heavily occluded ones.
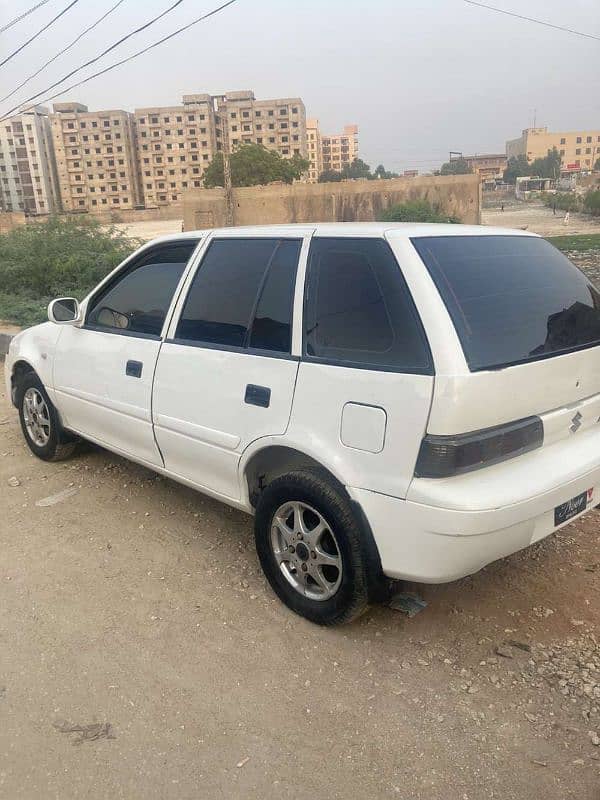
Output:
[576,137,582,144]
[576,148,581,155]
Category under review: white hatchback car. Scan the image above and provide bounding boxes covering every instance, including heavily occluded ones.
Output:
[6,223,600,624]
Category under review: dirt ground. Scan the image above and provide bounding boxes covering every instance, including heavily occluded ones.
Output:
[483,203,600,237]
[114,218,183,242]
[1,380,600,799]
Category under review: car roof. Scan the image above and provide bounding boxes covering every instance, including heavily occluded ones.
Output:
[149,222,539,246]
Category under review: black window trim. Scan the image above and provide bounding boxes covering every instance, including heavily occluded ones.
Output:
[171,235,303,357]
[301,236,434,376]
[82,238,201,340]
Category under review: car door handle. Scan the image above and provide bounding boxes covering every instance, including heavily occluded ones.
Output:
[245,384,271,408]
[126,360,143,378]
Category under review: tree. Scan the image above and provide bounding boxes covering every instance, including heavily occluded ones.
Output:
[440,158,472,176]
[203,144,309,188]
[530,147,562,179]
[340,158,372,180]
[378,199,460,223]
[318,169,343,183]
[373,164,399,179]
[504,154,532,183]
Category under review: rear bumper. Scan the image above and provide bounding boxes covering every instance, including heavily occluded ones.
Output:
[349,458,600,583]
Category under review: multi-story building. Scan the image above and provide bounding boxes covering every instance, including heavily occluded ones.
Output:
[134,94,218,208]
[305,121,359,181]
[306,118,322,182]
[50,102,141,213]
[506,126,600,172]
[0,106,60,214]
[133,91,307,208]
[321,124,359,175]
[218,90,307,161]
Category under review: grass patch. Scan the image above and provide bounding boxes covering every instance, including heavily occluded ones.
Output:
[547,233,600,252]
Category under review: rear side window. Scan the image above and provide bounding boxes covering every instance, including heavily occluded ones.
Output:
[175,238,301,353]
[412,235,600,371]
[303,237,431,372]
[87,241,198,337]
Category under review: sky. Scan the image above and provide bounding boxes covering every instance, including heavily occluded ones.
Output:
[0,0,598,173]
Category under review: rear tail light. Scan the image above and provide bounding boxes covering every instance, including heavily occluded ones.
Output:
[414,416,544,478]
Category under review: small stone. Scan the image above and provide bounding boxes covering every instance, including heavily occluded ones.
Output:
[495,645,514,659]
[241,579,249,589]
[236,756,250,769]
[588,731,600,746]
[7,476,20,487]
[572,758,585,766]
[525,713,537,723]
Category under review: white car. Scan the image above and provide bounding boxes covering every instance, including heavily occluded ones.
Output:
[5,223,600,625]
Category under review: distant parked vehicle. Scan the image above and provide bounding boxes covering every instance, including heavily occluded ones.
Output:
[6,223,600,624]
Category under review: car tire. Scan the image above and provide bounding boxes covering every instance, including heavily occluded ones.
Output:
[16,372,77,462]
[254,469,370,625]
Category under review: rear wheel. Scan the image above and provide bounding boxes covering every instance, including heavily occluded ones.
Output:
[254,469,370,625]
[16,372,77,462]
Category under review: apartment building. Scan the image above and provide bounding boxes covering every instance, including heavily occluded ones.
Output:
[218,90,307,160]
[321,124,359,174]
[134,94,218,208]
[306,118,322,182]
[50,103,141,213]
[506,126,600,172]
[0,106,60,214]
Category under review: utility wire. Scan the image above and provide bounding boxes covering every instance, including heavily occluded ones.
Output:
[0,0,52,34]
[464,1,600,42]
[1,0,128,104]
[0,0,81,68]
[2,0,240,120]
[1,0,190,116]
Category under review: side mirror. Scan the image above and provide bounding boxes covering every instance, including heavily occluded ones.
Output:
[48,297,80,325]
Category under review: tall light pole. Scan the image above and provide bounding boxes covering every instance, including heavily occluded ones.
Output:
[218,98,234,226]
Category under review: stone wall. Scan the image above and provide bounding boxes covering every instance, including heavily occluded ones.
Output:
[0,211,26,235]
[183,174,481,230]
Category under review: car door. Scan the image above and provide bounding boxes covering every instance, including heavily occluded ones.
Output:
[152,233,309,500]
[52,239,199,466]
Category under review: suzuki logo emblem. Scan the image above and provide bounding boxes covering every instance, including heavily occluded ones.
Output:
[570,411,583,433]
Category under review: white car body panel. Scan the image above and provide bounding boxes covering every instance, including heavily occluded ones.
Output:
[6,222,600,587]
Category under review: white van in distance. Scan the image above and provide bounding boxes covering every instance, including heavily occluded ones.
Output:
[6,223,600,624]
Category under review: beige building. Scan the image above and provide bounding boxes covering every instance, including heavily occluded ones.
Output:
[0,106,60,214]
[506,126,600,172]
[321,124,359,175]
[451,153,507,181]
[306,118,322,182]
[134,91,307,208]
[218,90,307,160]
[305,121,359,181]
[50,103,141,213]
[134,94,217,208]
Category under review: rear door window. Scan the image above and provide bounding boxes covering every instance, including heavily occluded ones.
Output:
[303,237,432,372]
[412,235,600,371]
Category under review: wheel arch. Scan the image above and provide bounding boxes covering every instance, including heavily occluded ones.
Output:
[242,442,388,601]
[9,359,37,406]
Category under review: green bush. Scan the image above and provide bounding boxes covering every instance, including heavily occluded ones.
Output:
[584,190,600,217]
[378,199,460,223]
[0,215,140,327]
[542,192,582,213]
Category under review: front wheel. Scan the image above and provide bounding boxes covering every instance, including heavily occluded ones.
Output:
[16,372,77,462]
[254,469,370,625]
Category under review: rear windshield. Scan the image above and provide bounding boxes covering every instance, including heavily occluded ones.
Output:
[412,235,600,371]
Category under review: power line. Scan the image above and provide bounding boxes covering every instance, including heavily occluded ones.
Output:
[0,0,52,34]
[0,0,81,68]
[1,0,191,115]
[1,0,128,105]
[2,0,240,121]
[464,1,600,42]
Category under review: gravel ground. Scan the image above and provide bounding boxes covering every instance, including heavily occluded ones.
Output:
[1,376,600,799]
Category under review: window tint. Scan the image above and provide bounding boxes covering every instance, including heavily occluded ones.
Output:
[87,241,198,337]
[176,238,301,352]
[412,235,600,371]
[304,238,431,372]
